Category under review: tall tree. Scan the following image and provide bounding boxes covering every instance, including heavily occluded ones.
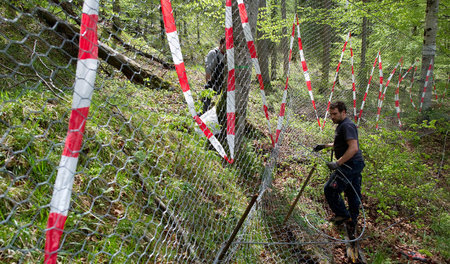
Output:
[270,0,278,80]
[418,0,439,111]
[358,0,369,86]
[257,0,271,90]
[320,0,332,93]
[281,0,288,77]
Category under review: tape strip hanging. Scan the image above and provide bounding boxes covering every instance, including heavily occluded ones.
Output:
[375,59,401,129]
[419,58,434,112]
[161,0,232,163]
[44,1,99,263]
[394,57,403,127]
[275,21,295,144]
[322,32,351,129]
[409,64,418,110]
[357,52,378,127]
[394,60,417,127]
[225,0,235,160]
[296,14,321,129]
[377,52,383,108]
[350,37,357,123]
[236,0,275,146]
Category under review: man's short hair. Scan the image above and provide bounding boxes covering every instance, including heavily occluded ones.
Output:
[220,37,225,45]
[330,101,347,113]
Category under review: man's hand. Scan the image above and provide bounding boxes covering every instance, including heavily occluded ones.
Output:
[313,144,326,152]
[326,161,339,170]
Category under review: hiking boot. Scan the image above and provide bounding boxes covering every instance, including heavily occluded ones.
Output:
[329,215,351,226]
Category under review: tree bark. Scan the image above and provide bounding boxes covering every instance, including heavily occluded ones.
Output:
[35,7,171,89]
[418,0,439,111]
[281,0,289,77]
[257,0,271,91]
[358,0,369,87]
[234,0,259,160]
[320,0,332,94]
[270,0,278,80]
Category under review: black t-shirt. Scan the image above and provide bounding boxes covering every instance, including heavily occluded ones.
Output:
[334,117,363,163]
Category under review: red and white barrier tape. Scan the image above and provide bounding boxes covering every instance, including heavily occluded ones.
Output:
[225,0,235,159]
[377,52,383,107]
[237,0,274,146]
[161,0,232,163]
[409,65,418,110]
[357,52,378,127]
[323,32,350,129]
[394,60,417,127]
[296,15,320,129]
[375,60,400,129]
[350,37,357,122]
[44,1,99,263]
[275,21,295,144]
[394,57,403,127]
[419,58,434,112]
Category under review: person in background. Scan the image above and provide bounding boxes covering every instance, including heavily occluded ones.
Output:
[313,101,365,235]
[202,37,225,114]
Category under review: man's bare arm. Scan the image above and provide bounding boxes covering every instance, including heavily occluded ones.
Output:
[337,139,358,165]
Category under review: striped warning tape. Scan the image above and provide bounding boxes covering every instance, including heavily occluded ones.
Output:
[409,64,418,110]
[275,21,295,144]
[323,32,351,129]
[377,52,383,108]
[357,52,378,127]
[236,0,275,146]
[296,14,321,129]
[161,0,232,163]
[394,57,403,127]
[225,0,235,160]
[350,37,357,123]
[44,1,99,263]
[375,59,400,129]
[394,60,417,127]
[419,58,434,112]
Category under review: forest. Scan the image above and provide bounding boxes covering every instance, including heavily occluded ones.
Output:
[0,0,449,263]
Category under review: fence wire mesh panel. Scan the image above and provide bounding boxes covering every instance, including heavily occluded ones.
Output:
[0,0,449,263]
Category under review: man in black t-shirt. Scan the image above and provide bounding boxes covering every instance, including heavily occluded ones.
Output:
[202,38,225,114]
[313,101,365,228]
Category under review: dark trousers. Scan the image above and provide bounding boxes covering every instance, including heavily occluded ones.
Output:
[324,160,365,223]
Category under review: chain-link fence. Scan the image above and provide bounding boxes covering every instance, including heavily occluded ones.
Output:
[1,0,448,263]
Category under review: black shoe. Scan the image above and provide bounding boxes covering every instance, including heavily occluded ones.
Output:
[329,215,351,226]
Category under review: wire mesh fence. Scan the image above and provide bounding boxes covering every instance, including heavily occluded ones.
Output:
[0,0,448,263]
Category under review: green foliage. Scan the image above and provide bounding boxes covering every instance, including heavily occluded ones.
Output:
[430,212,450,258]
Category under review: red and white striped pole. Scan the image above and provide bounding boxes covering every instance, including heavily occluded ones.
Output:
[44,1,99,263]
[357,52,378,127]
[236,0,274,146]
[419,58,434,112]
[409,64,418,110]
[296,15,321,129]
[275,21,295,144]
[394,60,417,127]
[432,75,438,101]
[350,37,357,123]
[323,32,350,129]
[375,60,400,129]
[225,0,235,160]
[394,57,403,127]
[161,0,232,163]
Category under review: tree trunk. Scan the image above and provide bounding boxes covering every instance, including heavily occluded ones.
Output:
[270,0,278,80]
[234,0,259,160]
[418,0,439,112]
[281,0,288,77]
[257,0,271,91]
[358,0,369,87]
